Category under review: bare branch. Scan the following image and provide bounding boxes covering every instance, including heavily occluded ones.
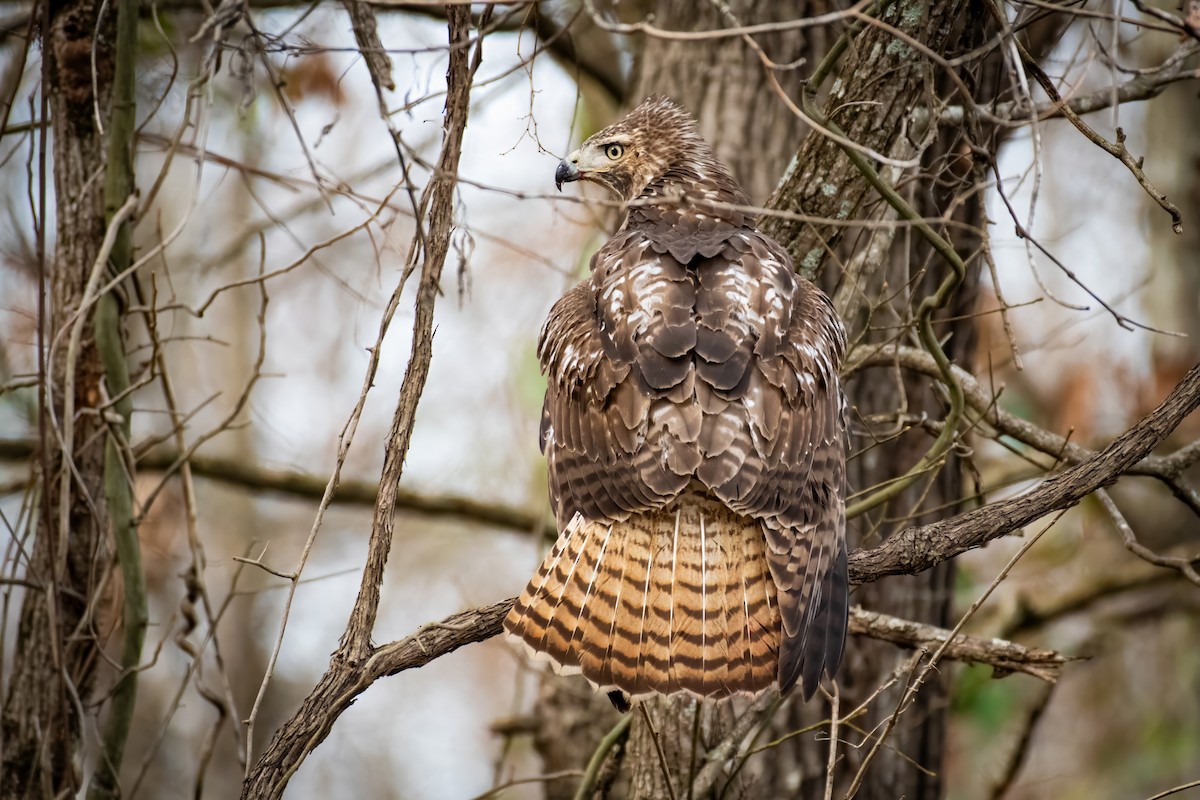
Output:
[932,53,1200,126]
[230,595,1070,797]
[847,346,1200,515]
[239,10,481,797]
[0,440,551,534]
[847,607,1072,682]
[1010,32,1185,234]
[341,0,394,91]
[1096,489,1200,586]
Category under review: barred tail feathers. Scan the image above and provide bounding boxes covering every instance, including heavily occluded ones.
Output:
[503,494,781,699]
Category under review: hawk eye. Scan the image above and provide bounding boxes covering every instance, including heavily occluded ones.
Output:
[604,143,625,160]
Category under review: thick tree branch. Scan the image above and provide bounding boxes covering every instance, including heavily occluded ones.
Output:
[366,601,1072,684]
[341,0,394,91]
[238,594,1068,778]
[5,305,1192,785]
[848,363,1200,583]
[0,439,551,534]
[242,361,1195,757]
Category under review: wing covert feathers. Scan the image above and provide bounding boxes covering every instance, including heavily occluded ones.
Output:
[504,490,781,700]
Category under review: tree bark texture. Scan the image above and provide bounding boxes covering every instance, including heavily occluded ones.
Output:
[1,3,117,796]
[760,0,972,282]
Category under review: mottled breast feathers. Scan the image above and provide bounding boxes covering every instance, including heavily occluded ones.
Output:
[507,95,849,702]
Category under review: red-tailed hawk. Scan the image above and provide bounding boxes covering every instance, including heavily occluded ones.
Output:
[504,96,848,703]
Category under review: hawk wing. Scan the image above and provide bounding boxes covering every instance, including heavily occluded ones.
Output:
[538,230,699,529]
[537,229,848,698]
[723,276,849,697]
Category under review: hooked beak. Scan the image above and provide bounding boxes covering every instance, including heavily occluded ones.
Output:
[555,159,580,191]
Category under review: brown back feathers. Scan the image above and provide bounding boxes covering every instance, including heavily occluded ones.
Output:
[505,96,848,702]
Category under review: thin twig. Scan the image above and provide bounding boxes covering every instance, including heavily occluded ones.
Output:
[1144,778,1200,800]
[1011,32,1184,234]
[987,683,1055,799]
[823,683,840,800]
[573,714,633,800]
[1096,489,1200,586]
[638,704,679,800]
[850,364,1200,582]
[844,510,1066,798]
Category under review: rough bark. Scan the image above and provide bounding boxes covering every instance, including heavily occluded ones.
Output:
[752,1,1008,792]
[1,3,117,796]
[814,12,1005,794]
[778,6,991,795]
[760,0,972,281]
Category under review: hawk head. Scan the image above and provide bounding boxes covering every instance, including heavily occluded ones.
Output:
[556,95,719,201]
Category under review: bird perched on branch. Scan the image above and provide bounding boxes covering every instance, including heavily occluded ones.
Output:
[504,96,848,707]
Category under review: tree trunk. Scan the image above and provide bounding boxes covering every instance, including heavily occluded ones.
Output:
[756,1,998,791]
[1,4,117,795]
